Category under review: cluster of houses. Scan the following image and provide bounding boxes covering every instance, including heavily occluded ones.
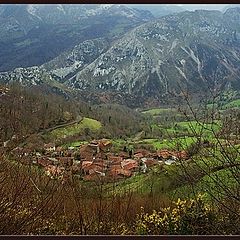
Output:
[10,139,189,183]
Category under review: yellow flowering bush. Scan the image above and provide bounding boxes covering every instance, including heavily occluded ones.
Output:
[135,193,217,235]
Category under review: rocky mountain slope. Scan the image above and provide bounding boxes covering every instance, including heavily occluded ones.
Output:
[223,4,240,12]
[0,4,153,71]
[126,4,184,17]
[1,7,240,107]
[0,37,109,87]
[68,8,240,100]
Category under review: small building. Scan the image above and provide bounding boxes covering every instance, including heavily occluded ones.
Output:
[56,146,63,152]
[174,151,188,160]
[118,151,129,159]
[82,161,93,168]
[142,158,159,168]
[98,139,112,152]
[11,147,32,158]
[139,161,147,173]
[134,149,151,157]
[80,145,94,160]
[36,152,41,157]
[94,160,108,171]
[121,159,139,172]
[107,155,123,165]
[11,147,24,158]
[48,157,59,166]
[109,168,132,179]
[134,152,144,159]
[44,143,56,152]
[165,159,176,165]
[156,149,173,160]
[88,141,100,154]
[87,165,105,175]
[81,161,93,175]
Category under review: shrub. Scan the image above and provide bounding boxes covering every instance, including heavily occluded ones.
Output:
[135,193,218,235]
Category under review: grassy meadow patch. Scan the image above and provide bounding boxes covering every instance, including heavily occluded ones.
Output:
[47,117,102,139]
[222,99,240,109]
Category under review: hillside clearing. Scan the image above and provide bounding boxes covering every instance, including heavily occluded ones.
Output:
[47,117,102,139]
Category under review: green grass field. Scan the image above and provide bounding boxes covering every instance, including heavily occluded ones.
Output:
[142,108,174,115]
[104,164,182,197]
[137,137,197,150]
[44,110,237,204]
[207,98,240,111]
[222,99,240,109]
[104,147,239,202]
[169,167,239,201]
[63,140,88,148]
[155,120,221,138]
[109,119,223,152]
[176,120,221,135]
[141,108,183,117]
[48,117,102,139]
[109,135,199,152]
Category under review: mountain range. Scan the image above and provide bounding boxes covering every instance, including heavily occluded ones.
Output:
[0,4,153,71]
[1,4,240,107]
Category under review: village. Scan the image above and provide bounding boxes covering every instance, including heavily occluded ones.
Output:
[10,139,189,183]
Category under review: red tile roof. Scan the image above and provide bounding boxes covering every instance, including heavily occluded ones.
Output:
[99,139,112,150]
[109,165,122,171]
[118,151,129,158]
[144,158,158,167]
[134,152,144,159]
[108,155,123,164]
[80,146,94,160]
[81,161,93,169]
[135,149,151,157]
[121,159,138,166]
[156,149,188,160]
[94,161,108,168]
[82,163,104,174]
[121,159,139,171]
[156,149,173,159]
[174,151,188,160]
[110,168,132,178]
